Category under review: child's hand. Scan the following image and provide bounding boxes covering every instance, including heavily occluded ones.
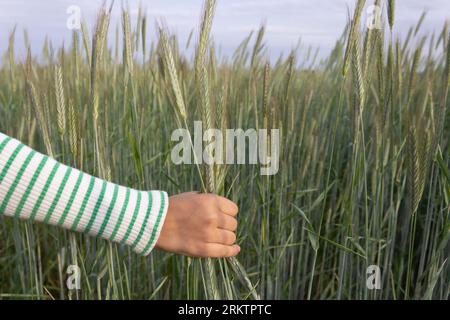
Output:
[155,192,240,258]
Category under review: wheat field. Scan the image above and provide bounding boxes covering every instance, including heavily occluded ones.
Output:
[0,0,449,299]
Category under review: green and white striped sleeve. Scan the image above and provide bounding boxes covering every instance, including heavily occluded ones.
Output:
[0,132,169,256]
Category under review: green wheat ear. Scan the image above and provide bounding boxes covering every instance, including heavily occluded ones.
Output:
[68,100,78,159]
[159,26,187,122]
[388,0,395,31]
[25,49,54,158]
[122,8,134,76]
[407,126,427,215]
[54,65,66,137]
[343,0,365,78]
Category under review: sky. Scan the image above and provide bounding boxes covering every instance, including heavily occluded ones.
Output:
[0,0,449,62]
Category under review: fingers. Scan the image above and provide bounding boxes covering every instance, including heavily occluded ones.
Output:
[217,214,238,231]
[179,193,241,258]
[201,243,240,258]
[210,229,236,245]
[197,193,238,216]
[216,195,239,216]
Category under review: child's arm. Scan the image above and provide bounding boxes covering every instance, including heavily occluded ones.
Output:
[0,132,240,257]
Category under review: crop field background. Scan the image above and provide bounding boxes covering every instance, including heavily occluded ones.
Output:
[0,0,449,299]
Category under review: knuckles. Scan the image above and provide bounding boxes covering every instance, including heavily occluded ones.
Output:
[196,193,221,210]
[204,212,218,225]
[194,193,239,217]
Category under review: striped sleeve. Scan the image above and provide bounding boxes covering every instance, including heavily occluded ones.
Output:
[0,131,169,256]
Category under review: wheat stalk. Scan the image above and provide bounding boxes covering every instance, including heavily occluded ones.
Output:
[54,65,66,137]
[122,8,134,76]
[352,27,366,110]
[251,25,266,70]
[25,49,53,157]
[195,0,221,300]
[159,27,187,121]
[343,0,366,78]
[68,101,78,159]
[388,0,395,31]
[81,20,91,68]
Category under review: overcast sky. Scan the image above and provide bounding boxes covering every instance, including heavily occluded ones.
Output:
[0,0,449,61]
